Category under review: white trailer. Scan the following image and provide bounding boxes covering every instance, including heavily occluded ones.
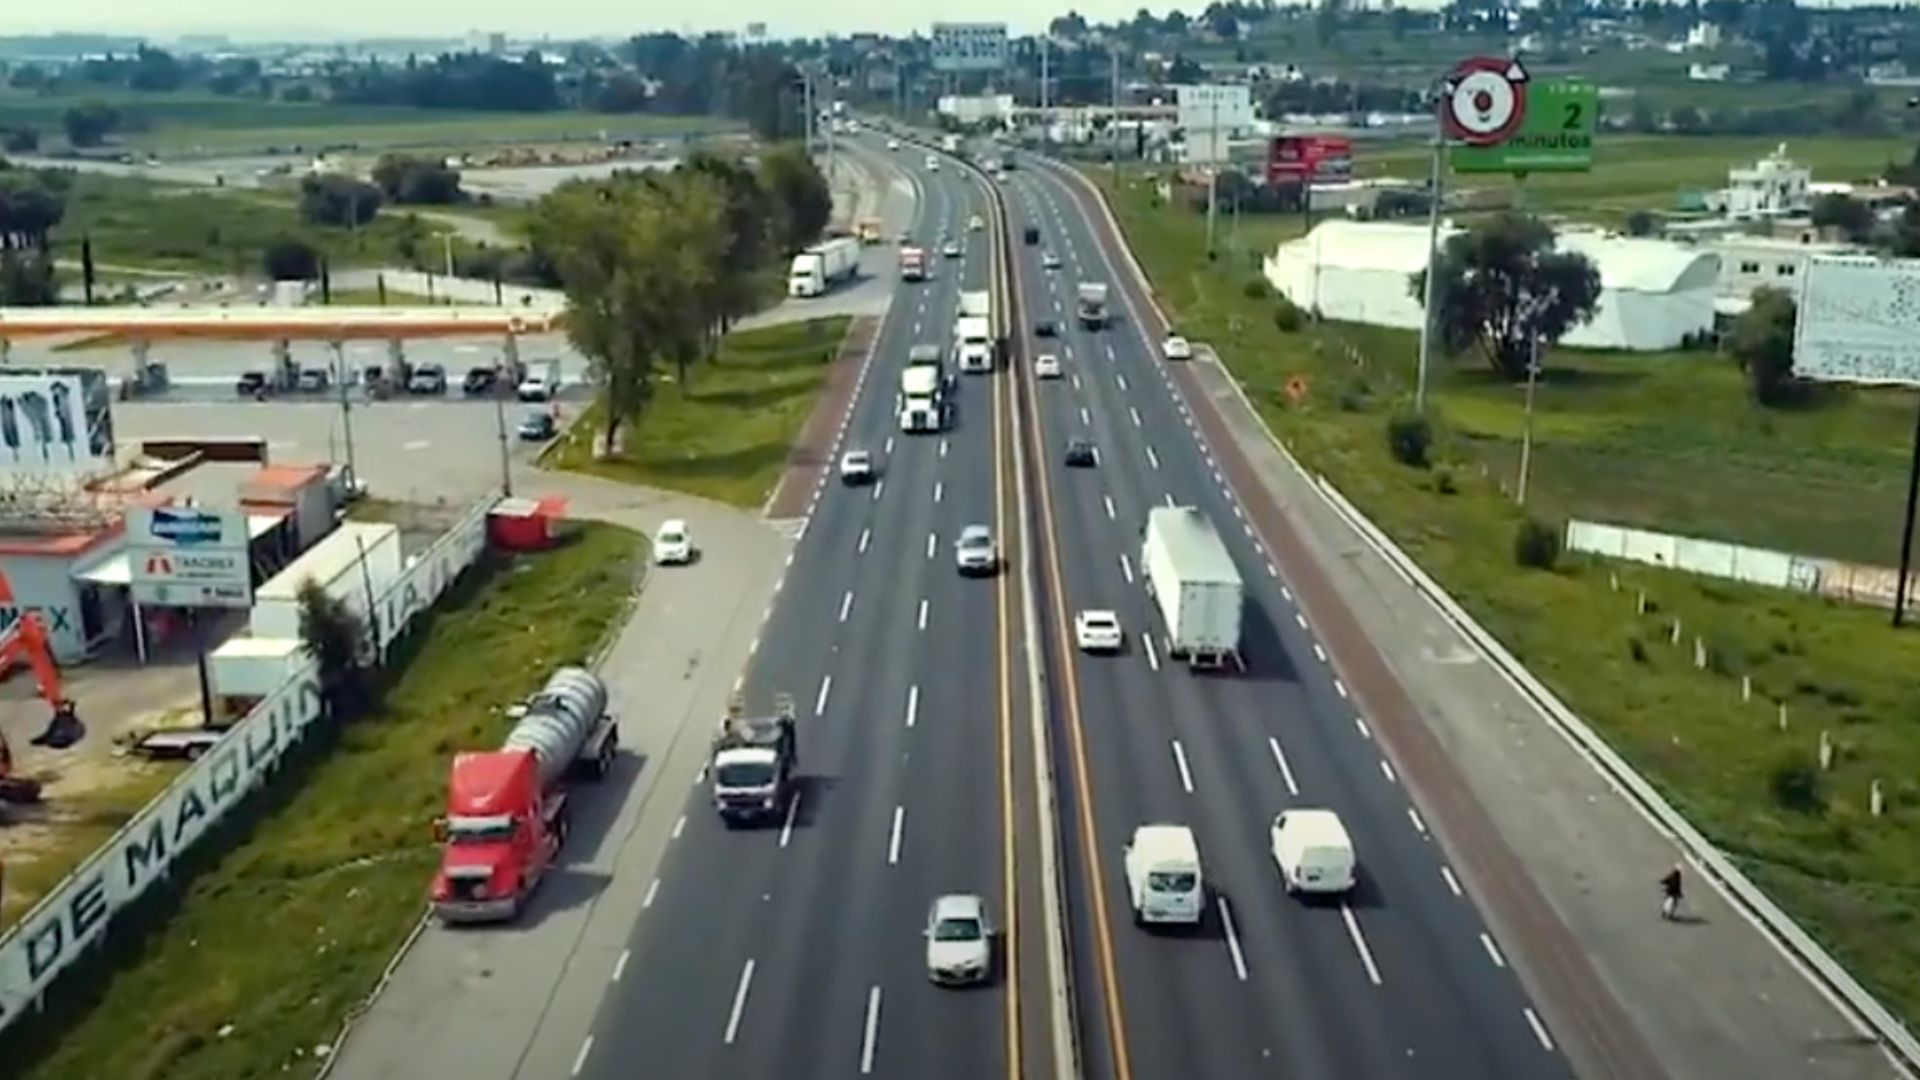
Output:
[787,237,863,298]
[958,289,992,320]
[1141,506,1244,671]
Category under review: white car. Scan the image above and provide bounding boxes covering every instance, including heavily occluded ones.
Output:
[654,519,693,565]
[942,240,963,259]
[1161,336,1194,361]
[924,893,993,986]
[954,524,999,576]
[1042,251,1062,270]
[888,138,901,151]
[925,154,940,172]
[1074,610,1123,652]
[839,448,876,485]
[1033,353,1062,379]
[968,214,984,233]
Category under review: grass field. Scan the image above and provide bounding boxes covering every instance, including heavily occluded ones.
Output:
[13,522,640,1080]
[0,88,735,154]
[1094,166,1920,1032]
[550,316,852,508]
[0,769,177,934]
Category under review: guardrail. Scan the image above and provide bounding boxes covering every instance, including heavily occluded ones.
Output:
[1041,153,1920,1077]
[0,493,499,1033]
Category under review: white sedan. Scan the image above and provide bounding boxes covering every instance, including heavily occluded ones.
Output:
[1074,610,1123,652]
[1033,354,1062,379]
[654,519,694,565]
[1162,335,1194,361]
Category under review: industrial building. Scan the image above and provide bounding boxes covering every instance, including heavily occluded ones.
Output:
[1262,220,1722,352]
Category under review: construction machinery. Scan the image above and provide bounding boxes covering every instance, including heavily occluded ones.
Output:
[0,571,85,806]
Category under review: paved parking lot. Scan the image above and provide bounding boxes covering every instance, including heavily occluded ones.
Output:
[113,396,564,505]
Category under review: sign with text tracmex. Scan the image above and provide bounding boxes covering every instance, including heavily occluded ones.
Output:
[127,505,253,609]
[931,22,1008,73]
[1443,56,1596,175]
[1793,256,1920,387]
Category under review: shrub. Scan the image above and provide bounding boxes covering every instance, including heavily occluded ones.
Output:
[1386,412,1431,468]
[1769,755,1825,815]
[1628,636,1649,663]
[1273,294,1305,333]
[1243,278,1267,299]
[1513,518,1562,570]
[1433,467,1457,494]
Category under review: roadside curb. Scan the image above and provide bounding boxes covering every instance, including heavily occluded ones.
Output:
[1049,158,1920,1079]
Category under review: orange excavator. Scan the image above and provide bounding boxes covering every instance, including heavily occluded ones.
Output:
[0,571,85,806]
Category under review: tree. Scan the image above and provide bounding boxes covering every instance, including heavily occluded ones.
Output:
[1725,285,1803,407]
[371,153,465,204]
[297,579,369,714]
[532,174,723,457]
[680,152,773,341]
[0,171,67,250]
[0,250,58,306]
[0,127,38,154]
[299,173,383,227]
[61,101,120,147]
[262,235,322,280]
[1409,213,1602,381]
[1810,192,1872,243]
[755,143,831,254]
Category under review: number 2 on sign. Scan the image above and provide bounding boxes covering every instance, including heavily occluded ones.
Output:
[1563,103,1583,130]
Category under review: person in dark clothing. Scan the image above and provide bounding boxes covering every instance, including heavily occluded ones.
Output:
[1660,864,1685,920]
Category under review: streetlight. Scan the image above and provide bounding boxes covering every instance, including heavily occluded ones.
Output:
[1515,294,1547,507]
[1415,79,1449,414]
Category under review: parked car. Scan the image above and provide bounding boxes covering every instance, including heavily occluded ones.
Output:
[295,367,331,392]
[463,367,499,396]
[236,370,270,397]
[517,410,557,441]
[407,363,448,395]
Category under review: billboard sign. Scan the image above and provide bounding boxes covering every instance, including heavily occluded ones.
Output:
[1793,256,1920,386]
[930,22,1008,73]
[127,505,253,609]
[0,369,115,479]
[1268,134,1354,185]
[1443,56,1596,174]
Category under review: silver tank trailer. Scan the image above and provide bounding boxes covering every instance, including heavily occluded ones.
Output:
[503,667,609,787]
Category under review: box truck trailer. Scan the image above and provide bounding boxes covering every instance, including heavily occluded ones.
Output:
[788,237,862,298]
[1141,505,1245,671]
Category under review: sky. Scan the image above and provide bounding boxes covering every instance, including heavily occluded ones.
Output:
[0,1,1161,43]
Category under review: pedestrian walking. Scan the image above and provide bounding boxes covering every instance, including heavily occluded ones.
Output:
[1660,863,1685,921]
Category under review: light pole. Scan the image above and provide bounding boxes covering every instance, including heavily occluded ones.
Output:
[1416,81,1449,414]
[493,388,513,497]
[329,340,359,489]
[1515,295,1546,507]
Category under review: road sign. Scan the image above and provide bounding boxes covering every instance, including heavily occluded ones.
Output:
[1451,73,1597,175]
[1793,256,1920,386]
[1441,56,1528,146]
[127,505,254,609]
[930,23,1008,73]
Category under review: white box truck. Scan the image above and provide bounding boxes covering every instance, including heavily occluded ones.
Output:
[788,237,862,297]
[1124,824,1205,927]
[1076,282,1110,329]
[1141,505,1244,670]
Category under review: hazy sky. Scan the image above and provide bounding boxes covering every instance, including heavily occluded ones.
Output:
[0,1,1163,42]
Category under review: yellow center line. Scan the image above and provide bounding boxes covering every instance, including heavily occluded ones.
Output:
[1009,190,1136,1080]
[990,179,1024,1080]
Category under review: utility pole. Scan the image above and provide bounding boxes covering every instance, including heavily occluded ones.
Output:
[1415,84,1448,414]
[1040,36,1051,114]
[494,390,513,497]
[802,70,815,153]
[331,341,359,489]
[1517,324,1542,506]
[1204,90,1221,258]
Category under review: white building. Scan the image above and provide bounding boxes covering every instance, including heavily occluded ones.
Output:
[1709,145,1812,221]
[1263,220,1721,352]
[1686,22,1723,49]
[1703,235,1861,316]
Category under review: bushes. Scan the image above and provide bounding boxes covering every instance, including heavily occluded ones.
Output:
[1514,517,1562,570]
[1386,412,1431,468]
[1769,754,1825,814]
[1273,293,1304,332]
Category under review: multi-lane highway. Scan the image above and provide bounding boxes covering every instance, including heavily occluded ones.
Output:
[577,142,1027,1079]
[998,159,1574,1080]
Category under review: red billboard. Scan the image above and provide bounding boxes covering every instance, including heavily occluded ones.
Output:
[1267,134,1354,185]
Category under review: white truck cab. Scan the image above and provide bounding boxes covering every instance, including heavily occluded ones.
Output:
[1124,824,1204,927]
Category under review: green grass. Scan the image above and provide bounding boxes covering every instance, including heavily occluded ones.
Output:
[1095,167,1920,1033]
[549,316,853,508]
[13,522,640,1080]
[1344,134,1912,223]
[0,769,179,933]
[46,172,491,275]
[0,88,735,154]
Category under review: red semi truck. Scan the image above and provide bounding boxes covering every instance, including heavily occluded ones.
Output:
[430,666,618,923]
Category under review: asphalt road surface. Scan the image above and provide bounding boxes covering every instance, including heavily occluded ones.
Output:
[999,163,1573,1080]
[574,146,1024,1079]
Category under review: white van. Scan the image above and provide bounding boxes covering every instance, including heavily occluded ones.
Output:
[1269,809,1356,896]
[517,361,559,402]
[1123,825,1204,926]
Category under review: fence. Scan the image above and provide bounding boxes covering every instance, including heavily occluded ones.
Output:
[0,494,498,1031]
[1566,519,1917,615]
[328,269,565,312]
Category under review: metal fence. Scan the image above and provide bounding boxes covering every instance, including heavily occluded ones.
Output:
[1566,519,1916,614]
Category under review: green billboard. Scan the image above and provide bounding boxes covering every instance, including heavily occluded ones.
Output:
[1452,79,1597,175]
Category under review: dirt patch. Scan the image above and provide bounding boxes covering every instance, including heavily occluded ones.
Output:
[763,315,879,520]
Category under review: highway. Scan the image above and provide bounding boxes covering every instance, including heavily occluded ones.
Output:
[577,143,1025,1079]
[998,158,1575,1080]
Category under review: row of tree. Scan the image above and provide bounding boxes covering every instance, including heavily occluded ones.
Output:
[0,162,68,305]
[533,144,830,455]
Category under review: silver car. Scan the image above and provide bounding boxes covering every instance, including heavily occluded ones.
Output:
[954,524,998,576]
[925,894,993,986]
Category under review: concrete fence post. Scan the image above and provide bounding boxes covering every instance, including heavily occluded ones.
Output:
[1819,729,1834,770]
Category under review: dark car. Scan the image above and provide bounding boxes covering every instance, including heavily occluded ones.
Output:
[463,366,499,396]
[1023,225,1040,246]
[236,370,270,397]
[1064,438,1098,467]
[1034,319,1059,338]
[518,410,557,441]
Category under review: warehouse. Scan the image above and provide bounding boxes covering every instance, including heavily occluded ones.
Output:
[1262,220,1722,352]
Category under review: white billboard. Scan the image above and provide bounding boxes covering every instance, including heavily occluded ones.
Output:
[931,22,1008,73]
[0,369,116,479]
[1176,84,1255,135]
[127,505,254,609]
[1794,256,1920,386]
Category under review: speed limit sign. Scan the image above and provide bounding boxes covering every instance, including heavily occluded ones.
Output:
[1441,56,1530,147]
